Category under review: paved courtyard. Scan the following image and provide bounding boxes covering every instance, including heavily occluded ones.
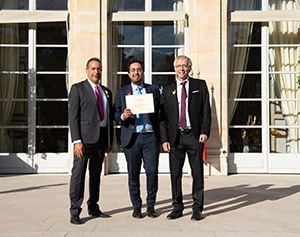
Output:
[0,173,300,236]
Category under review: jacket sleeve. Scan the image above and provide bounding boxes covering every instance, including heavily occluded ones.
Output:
[159,88,169,144]
[68,84,81,142]
[200,80,211,137]
[114,89,124,123]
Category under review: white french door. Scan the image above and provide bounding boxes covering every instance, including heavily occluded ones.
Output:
[228,0,300,173]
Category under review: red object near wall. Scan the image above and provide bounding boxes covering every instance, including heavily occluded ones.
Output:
[203,143,207,161]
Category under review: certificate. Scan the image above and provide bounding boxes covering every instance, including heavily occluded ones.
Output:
[125,93,154,114]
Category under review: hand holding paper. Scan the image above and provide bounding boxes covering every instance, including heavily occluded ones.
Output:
[125,93,154,114]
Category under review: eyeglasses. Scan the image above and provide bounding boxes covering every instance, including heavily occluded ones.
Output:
[175,65,189,69]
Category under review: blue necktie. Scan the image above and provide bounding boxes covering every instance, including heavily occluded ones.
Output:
[136,86,143,132]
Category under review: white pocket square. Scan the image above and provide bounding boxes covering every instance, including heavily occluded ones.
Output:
[192,90,199,93]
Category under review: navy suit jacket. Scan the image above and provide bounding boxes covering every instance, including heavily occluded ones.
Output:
[69,79,113,148]
[114,83,160,148]
[160,78,211,146]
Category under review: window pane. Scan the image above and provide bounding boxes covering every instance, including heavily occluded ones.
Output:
[152,0,178,11]
[36,101,68,126]
[36,0,68,10]
[229,74,261,99]
[270,128,299,153]
[152,22,183,45]
[37,75,68,98]
[269,0,299,11]
[0,129,27,153]
[0,47,28,71]
[0,74,28,99]
[228,23,261,45]
[37,23,67,45]
[37,48,67,71]
[112,48,144,71]
[111,74,131,95]
[0,24,28,44]
[152,48,175,72]
[0,0,28,10]
[228,0,261,11]
[114,0,145,11]
[112,23,144,45]
[0,101,28,125]
[230,101,261,126]
[152,75,175,88]
[229,128,262,153]
[229,47,261,72]
[36,128,68,152]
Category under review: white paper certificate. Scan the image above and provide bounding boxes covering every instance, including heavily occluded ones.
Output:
[125,93,154,114]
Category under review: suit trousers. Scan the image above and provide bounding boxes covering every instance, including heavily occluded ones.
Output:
[169,130,204,212]
[123,132,159,209]
[69,128,107,217]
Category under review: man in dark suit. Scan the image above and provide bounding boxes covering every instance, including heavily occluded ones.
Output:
[160,55,211,221]
[68,57,113,224]
[114,58,160,219]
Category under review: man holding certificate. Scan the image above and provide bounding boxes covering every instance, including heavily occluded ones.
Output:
[114,58,160,219]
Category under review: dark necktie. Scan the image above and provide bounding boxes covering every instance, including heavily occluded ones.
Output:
[95,85,104,121]
[180,81,187,129]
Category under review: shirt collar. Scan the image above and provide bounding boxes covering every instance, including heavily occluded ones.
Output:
[176,77,190,86]
[131,83,144,91]
[87,78,100,88]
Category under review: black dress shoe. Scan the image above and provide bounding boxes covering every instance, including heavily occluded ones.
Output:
[70,216,82,225]
[167,210,183,220]
[147,206,158,218]
[88,210,111,218]
[132,208,143,219]
[191,209,202,221]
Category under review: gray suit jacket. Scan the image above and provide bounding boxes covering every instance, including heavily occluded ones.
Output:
[69,79,113,148]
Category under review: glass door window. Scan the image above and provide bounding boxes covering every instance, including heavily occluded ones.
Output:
[228,22,262,153]
[0,0,69,173]
[35,22,68,153]
[0,23,29,153]
[228,0,300,173]
[110,0,186,154]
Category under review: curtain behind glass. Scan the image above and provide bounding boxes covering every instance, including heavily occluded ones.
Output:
[269,0,300,153]
[0,0,28,10]
[228,0,256,123]
[0,23,19,152]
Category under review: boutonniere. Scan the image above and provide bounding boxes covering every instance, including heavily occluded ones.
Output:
[104,90,109,98]
[172,89,176,95]
[127,91,132,96]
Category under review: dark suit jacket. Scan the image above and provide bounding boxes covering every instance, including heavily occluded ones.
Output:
[160,78,211,146]
[114,83,160,148]
[69,79,113,148]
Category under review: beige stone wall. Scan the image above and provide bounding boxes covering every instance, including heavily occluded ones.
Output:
[188,0,228,175]
[68,0,102,87]
[68,0,111,174]
[68,0,228,175]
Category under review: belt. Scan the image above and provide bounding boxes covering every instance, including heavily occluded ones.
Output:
[179,128,192,135]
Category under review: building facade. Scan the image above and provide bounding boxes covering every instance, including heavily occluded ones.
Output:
[0,0,299,175]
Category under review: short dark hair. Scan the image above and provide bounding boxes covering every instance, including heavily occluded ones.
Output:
[127,58,144,73]
[86,57,102,69]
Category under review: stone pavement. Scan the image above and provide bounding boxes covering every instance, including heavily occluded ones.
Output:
[0,173,300,237]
